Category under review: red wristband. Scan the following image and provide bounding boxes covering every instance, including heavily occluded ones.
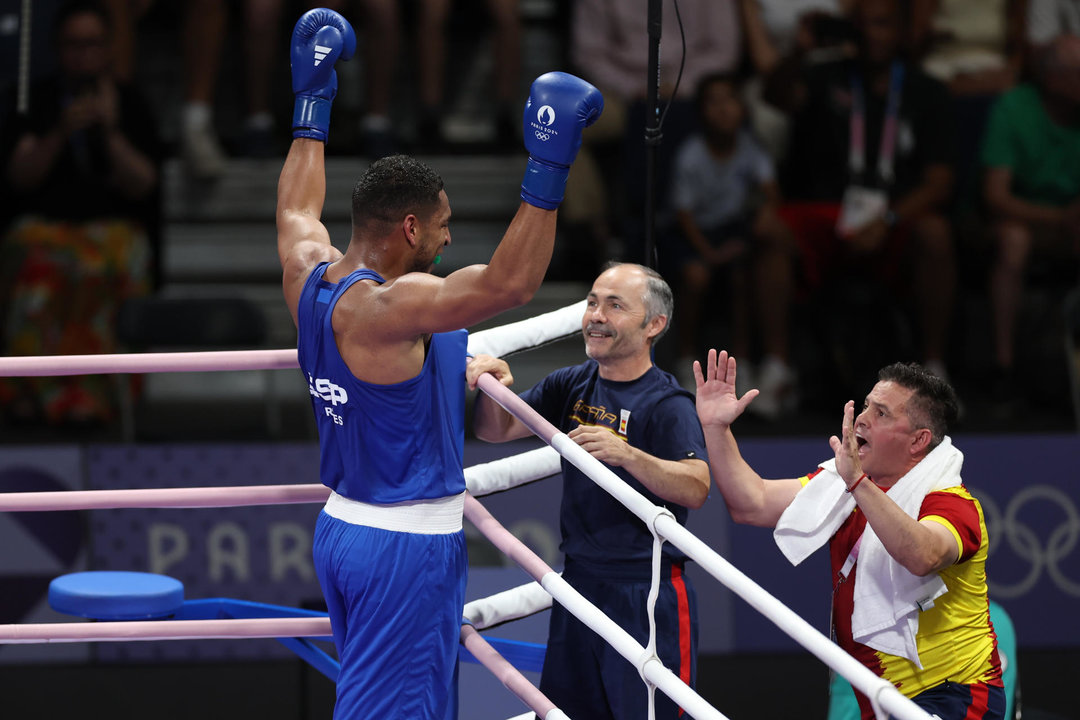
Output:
[845,473,867,493]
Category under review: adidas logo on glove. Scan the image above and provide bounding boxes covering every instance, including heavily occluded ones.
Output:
[313,44,332,66]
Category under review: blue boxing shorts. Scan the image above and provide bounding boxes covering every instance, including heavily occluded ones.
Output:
[313,492,468,720]
[539,558,698,720]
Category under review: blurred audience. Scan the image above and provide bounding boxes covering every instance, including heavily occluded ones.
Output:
[106,0,286,174]
[322,0,521,157]
[1027,0,1080,49]
[766,0,956,393]
[4,0,1076,433]
[0,0,160,428]
[666,72,797,417]
[738,0,856,162]
[981,32,1080,411]
[911,0,1025,210]
[913,0,1025,96]
[558,0,741,279]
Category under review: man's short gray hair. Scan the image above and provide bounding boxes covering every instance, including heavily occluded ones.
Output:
[601,261,673,344]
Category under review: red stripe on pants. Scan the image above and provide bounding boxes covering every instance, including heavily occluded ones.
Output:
[965,682,990,719]
[672,565,692,716]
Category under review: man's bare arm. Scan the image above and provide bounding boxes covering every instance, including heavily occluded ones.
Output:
[696,350,803,526]
[277,139,342,325]
[570,426,712,509]
[468,356,534,443]
[367,203,559,339]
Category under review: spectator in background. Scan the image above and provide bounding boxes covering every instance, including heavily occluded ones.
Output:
[913,0,1025,96]
[767,0,956,394]
[0,0,160,428]
[1027,0,1080,49]
[559,0,741,278]
[738,0,856,162]
[911,0,1026,210]
[981,33,1080,411]
[321,0,521,157]
[410,0,521,152]
[667,72,797,418]
[106,0,286,171]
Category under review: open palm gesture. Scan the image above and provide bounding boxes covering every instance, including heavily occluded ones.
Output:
[694,349,759,429]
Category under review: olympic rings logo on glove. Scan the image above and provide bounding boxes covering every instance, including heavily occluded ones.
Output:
[972,485,1080,598]
[534,131,551,142]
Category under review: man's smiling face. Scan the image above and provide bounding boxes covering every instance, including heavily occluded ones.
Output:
[581,265,655,366]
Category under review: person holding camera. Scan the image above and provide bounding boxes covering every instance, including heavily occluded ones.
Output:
[0,0,161,429]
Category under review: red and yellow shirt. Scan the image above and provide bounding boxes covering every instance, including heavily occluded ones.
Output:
[805,471,1003,718]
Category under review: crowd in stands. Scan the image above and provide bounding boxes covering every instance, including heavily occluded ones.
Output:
[0,0,1077,433]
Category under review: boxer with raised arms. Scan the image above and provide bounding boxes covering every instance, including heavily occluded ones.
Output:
[275,8,603,718]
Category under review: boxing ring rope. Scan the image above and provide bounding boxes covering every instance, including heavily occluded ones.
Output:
[0,300,587,378]
[0,447,561,513]
[0,452,565,717]
[464,492,727,720]
[464,578,553,630]
[0,295,930,719]
[0,349,300,377]
[461,624,568,720]
[0,617,330,644]
[474,373,934,720]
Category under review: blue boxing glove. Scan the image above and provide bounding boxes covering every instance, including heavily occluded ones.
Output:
[520,72,604,210]
[290,8,356,142]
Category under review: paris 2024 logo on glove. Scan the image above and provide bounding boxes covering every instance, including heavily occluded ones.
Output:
[531,106,557,142]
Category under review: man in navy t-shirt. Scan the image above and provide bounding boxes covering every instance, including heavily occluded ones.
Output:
[470,262,711,720]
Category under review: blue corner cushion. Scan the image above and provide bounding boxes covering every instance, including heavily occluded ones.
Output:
[49,571,185,620]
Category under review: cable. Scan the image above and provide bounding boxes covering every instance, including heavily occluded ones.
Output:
[656,0,686,132]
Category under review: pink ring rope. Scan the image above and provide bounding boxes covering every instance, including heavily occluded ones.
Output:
[0,617,330,644]
[0,484,330,512]
[460,624,561,719]
[0,349,298,377]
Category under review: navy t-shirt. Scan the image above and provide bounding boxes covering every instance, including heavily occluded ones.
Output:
[520,360,709,565]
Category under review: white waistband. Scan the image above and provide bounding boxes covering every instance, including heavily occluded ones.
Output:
[323,490,465,535]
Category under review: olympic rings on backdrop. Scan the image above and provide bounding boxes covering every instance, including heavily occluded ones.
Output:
[975,485,1080,598]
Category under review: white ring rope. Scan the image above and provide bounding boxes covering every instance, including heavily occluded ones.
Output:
[464,446,562,497]
[465,301,586,359]
[463,579,553,630]
[475,373,934,720]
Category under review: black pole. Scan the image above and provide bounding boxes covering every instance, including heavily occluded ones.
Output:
[643,0,663,269]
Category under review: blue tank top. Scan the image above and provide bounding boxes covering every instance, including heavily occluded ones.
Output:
[296,263,467,504]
